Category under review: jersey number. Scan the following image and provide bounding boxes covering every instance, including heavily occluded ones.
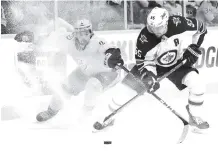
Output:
[135,48,142,58]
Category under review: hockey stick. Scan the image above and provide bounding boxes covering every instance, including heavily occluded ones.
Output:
[94,61,187,132]
[150,93,189,143]
[118,61,189,143]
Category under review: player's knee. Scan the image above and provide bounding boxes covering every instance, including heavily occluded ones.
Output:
[190,83,205,96]
[108,83,137,111]
[189,82,205,104]
[61,83,80,96]
[183,71,205,104]
[186,71,206,95]
[85,78,103,93]
[83,78,103,108]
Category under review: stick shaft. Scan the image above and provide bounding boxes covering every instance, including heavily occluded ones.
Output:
[104,60,186,122]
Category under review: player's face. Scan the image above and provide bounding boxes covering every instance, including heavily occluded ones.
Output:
[149,24,168,38]
[75,30,91,47]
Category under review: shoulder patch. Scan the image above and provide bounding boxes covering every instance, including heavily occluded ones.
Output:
[172,17,181,26]
[139,34,148,44]
[185,17,195,28]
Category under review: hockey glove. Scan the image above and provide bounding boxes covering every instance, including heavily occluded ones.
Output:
[104,48,124,68]
[183,44,202,67]
[14,30,34,43]
[140,68,160,93]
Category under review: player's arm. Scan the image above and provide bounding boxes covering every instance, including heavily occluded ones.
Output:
[180,16,207,66]
[180,16,207,46]
[135,31,157,73]
[122,30,160,94]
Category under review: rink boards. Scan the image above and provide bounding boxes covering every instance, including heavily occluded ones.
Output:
[1,28,218,96]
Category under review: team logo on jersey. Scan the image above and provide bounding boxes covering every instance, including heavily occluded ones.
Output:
[157,50,177,66]
[139,34,148,44]
[172,17,181,26]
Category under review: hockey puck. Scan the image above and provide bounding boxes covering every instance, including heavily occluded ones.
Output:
[104,141,112,144]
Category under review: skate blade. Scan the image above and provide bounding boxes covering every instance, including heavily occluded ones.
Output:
[92,120,115,133]
[191,126,209,134]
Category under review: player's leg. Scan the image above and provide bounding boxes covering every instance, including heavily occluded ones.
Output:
[182,70,209,129]
[79,70,121,121]
[77,77,104,123]
[166,66,209,129]
[36,68,89,122]
[107,65,154,110]
[93,67,143,130]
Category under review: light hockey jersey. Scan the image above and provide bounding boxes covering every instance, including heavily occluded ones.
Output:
[135,16,207,73]
[56,32,115,76]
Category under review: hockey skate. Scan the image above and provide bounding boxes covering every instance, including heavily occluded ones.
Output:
[186,105,209,133]
[36,107,59,122]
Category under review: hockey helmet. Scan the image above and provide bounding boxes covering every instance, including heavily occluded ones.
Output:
[74,19,93,33]
[147,7,169,37]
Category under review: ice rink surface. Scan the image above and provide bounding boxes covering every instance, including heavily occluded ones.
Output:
[1,41,218,151]
[1,76,218,151]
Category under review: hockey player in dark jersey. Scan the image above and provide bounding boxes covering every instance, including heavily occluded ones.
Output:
[94,7,209,132]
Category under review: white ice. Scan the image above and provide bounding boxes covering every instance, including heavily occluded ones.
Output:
[1,72,218,151]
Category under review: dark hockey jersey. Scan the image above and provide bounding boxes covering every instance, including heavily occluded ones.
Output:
[135,16,207,73]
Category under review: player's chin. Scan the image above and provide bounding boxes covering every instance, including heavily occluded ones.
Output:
[155,33,163,38]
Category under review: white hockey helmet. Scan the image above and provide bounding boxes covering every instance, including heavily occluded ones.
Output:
[147,7,169,37]
[74,19,93,33]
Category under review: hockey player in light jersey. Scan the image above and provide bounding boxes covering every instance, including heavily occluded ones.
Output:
[36,19,124,122]
[95,7,209,131]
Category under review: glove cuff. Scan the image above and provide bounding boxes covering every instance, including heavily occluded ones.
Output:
[187,47,200,57]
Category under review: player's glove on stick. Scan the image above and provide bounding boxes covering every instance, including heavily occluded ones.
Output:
[104,48,124,68]
[140,68,160,93]
[183,44,202,66]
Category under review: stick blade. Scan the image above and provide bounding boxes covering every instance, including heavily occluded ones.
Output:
[177,124,189,144]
